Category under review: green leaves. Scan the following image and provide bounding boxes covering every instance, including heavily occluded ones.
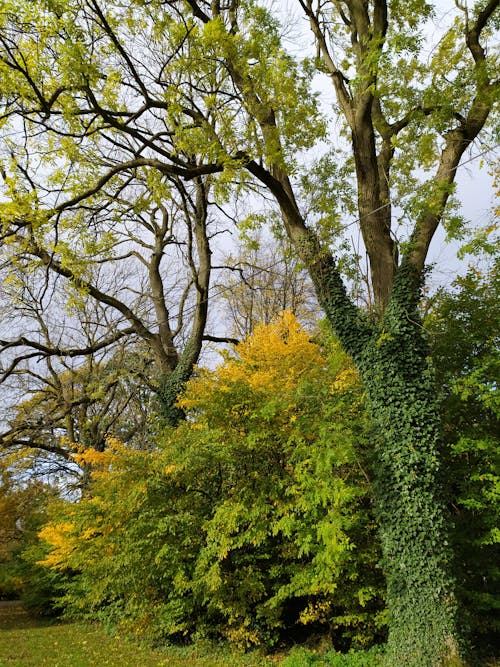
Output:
[32,314,383,648]
[426,261,500,655]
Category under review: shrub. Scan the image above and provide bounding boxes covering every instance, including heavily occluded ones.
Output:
[36,313,385,648]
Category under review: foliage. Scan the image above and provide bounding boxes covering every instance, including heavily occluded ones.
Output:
[426,261,500,658]
[0,469,25,599]
[34,313,384,649]
[283,645,385,666]
[1,0,498,664]
[0,466,59,606]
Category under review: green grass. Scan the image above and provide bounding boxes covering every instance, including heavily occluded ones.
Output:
[0,603,282,666]
[2,604,497,667]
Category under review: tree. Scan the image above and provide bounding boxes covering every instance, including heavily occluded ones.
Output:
[0,1,498,663]
[221,233,319,337]
[0,258,155,482]
[0,342,154,487]
[191,4,497,663]
[0,462,57,604]
[0,3,240,425]
[0,169,230,426]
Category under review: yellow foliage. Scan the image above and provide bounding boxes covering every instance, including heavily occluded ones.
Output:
[299,599,332,625]
[235,310,323,391]
[330,368,361,395]
[70,435,126,471]
[37,521,77,569]
[179,311,324,412]
[224,620,261,648]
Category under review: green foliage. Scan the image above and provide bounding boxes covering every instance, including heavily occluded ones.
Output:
[426,261,500,658]
[1,2,498,665]
[0,470,63,612]
[33,313,384,649]
[283,644,385,666]
[18,542,67,616]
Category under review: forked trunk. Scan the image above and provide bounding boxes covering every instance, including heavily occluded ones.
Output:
[314,260,466,666]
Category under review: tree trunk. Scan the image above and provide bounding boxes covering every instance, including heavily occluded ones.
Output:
[156,352,194,426]
[314,260,466,666]
[359,330,463,664]
[360,267,464,665]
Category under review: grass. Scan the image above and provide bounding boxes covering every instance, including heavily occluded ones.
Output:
[3,603,496,667]
[0,602,282,667]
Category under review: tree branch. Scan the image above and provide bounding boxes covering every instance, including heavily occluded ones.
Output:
[53,159,222,213]
[0,327,135,361]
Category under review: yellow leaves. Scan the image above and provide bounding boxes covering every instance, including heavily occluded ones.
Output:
[235,310,323,390]
[330,369,361,395]
[71,445,110,469]
[37,521,76,569]
[70,435,128,477]
[299,599,332,625]
[38,436,151,573]
[224,620,260,648]
[179,311,323,415]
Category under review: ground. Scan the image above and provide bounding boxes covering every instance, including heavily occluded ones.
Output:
[0,602,280,667]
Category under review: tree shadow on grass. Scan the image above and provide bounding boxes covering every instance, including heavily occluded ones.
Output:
[0,601,59,631]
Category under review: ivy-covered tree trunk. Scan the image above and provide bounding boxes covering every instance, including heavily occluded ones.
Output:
[356,270,462,666]
[157,344,198,426]
[362,358,461,666]
[308,257,464,666]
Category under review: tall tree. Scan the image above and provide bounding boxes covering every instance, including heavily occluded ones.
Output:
[0,2,235,425]
[0,1,498,664]
[0,254,157,484]
[197,3,498,664]
[0,164,230,426]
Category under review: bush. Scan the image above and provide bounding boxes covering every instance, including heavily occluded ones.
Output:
[426,264,500,656]
[0,472,63,613]
[36,314,385,648]
[283,645,385,666]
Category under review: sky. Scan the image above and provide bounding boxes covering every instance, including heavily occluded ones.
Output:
[428,159,497,287]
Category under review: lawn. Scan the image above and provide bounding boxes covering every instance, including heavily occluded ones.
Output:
[0,602,281,667]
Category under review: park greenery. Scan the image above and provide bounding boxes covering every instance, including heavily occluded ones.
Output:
[2,285,499,665]
[0,0,499,665]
